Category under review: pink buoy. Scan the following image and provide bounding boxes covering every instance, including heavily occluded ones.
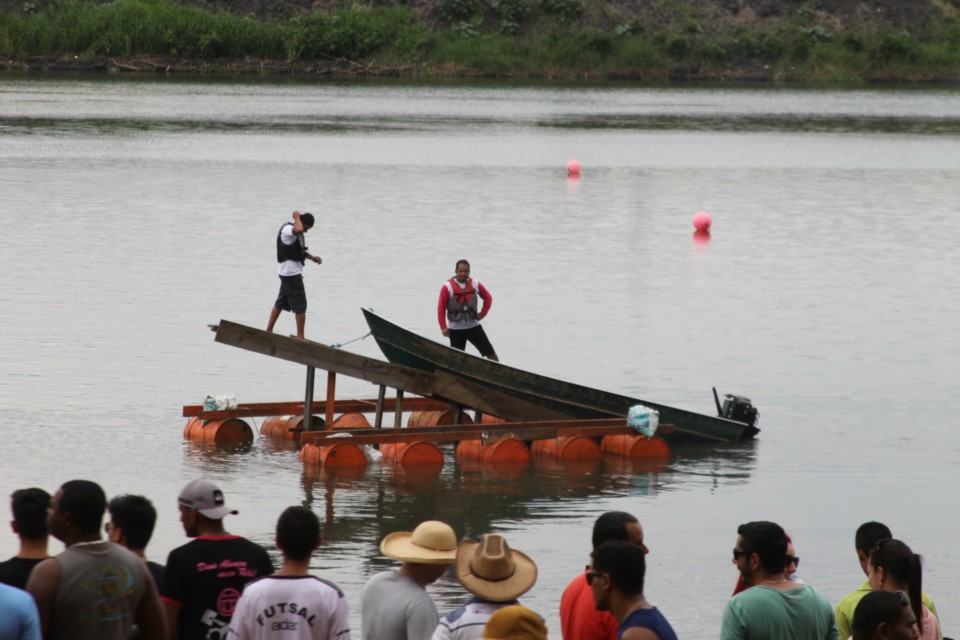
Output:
[692,211,712,231]
[566,159,581,176]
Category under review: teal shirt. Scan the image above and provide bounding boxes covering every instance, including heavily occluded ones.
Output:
[835,580,939,640]
[721,584,839,640]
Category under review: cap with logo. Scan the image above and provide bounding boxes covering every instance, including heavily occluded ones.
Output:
[177,478,238,520]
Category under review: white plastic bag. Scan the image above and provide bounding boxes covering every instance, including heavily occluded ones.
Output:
[627,404,659,438]
[203,394,237,411]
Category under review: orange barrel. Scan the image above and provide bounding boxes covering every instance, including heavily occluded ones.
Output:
[456,438,531,465]
[481,414,506,424]
[408,410,474,428]
[260,415,325,440]
[380,441,444,466]
[601,435,671,460]
[299,441,367,467]
[531,436,602,461]
[332,413,371,429]
[183,417,253,443]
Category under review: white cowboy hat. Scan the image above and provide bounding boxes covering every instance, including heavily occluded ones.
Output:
[456,534,538,602]
[380,520,458,564]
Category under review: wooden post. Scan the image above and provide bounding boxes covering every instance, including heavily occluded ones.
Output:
[325,371,336,430]
[394,389,404,429]
[303,366,315,431]
[453,403,462,425]
[375,385,386,429]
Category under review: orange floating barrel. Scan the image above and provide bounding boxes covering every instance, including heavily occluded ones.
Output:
[260,415,325,440]
[408,410,474,428]
[481,414,506,424]
[601,435,670,460]
[299,441,367,467]
[456,438,531,465]
[380,441,444,466]
[531,436,602,461]
[332,413,371,429]
[183,416,253,442]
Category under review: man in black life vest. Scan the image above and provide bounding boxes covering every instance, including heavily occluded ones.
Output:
[266,210,322,340]
[437,259,499,361]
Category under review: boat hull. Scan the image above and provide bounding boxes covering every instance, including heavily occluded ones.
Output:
[362,309,759,443]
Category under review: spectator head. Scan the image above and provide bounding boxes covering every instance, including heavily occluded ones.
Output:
[455,534,537,603]
[10,488,50,540]
[868,539,924,635]
[380,520,458,586]
[50,480,107,540]
[591,511,646,553]
[856,521,893,572]
[300,212,315,229]
[589,540,646,612]
[106,495,158,552]
[852,590,919,640]
[734,521,787,585]
[276,506,321,563]
[177,478,238,538]
[483,605,547,640]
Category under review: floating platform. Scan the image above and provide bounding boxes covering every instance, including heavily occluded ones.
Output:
[181,320,681,467]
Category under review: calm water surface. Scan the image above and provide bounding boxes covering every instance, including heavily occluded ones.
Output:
[1,76,959,638]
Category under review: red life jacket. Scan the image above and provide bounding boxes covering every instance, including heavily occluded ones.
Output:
[446,277,478,323]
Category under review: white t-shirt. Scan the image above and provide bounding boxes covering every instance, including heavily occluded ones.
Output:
[278,224,305,277]
[361,571,439,640]
[228,575,350,640]
[432,597,517,640]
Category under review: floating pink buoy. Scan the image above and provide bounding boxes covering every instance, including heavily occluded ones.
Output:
[566,159,581,176]
[692,210,712,231]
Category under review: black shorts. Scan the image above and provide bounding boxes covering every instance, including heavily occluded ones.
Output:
[274,274,307,314]
[448,325,496,357]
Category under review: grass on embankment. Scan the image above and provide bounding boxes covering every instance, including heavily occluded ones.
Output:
[2,0,960,81]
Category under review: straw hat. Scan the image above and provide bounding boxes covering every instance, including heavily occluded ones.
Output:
[456,534,538,602]
[483,605,547,640]
[380,520,458,564]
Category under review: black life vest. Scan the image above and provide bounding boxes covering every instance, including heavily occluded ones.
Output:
[276,222,307,264]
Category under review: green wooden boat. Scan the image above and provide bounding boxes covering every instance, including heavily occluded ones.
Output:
[362,309,759,443]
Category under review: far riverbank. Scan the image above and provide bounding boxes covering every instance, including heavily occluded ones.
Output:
[2,0,960,82]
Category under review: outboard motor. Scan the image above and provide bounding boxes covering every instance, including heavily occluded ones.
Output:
[713,388,760,427]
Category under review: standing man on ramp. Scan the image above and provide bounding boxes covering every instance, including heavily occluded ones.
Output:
[267,210,322,340]
[438,259,499,361]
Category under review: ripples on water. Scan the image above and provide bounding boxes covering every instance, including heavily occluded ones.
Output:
[1,76,958,638]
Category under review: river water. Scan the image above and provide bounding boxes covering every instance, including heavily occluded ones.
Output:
[1,75,959,638]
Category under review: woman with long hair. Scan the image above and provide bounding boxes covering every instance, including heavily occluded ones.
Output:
[867,539,940,640]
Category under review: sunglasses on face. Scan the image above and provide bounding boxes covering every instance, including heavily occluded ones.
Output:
[787,556,800,567]
[585,571,605,586]
[733,549,749,560]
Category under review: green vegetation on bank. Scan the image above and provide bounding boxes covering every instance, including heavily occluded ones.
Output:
[2,0,960,80]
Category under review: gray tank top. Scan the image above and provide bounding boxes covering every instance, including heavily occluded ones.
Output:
[49,543,147,640]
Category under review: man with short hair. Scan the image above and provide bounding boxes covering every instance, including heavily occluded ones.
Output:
[834,521,938,640]
[721,521,837,640]
[560,511,648,640]
[229,506,350,640]
[107,494,165,587]
[267,210,323,340]
[161,478,274,640]
[0,487,50,589]
[438,260,498,361]
[361,520,458,640]
[588,540,677,640]
[26,480,165,640]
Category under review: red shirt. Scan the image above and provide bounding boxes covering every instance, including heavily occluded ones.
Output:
[559,573,618,640]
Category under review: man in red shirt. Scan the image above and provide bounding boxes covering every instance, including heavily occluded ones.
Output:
[437,259,499,361]
[560,512,648,640]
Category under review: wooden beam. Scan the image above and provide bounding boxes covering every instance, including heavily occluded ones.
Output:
[183,397,448,419]
[299,422,656,445]
[432,370,572,422]
[214,320,436,395]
